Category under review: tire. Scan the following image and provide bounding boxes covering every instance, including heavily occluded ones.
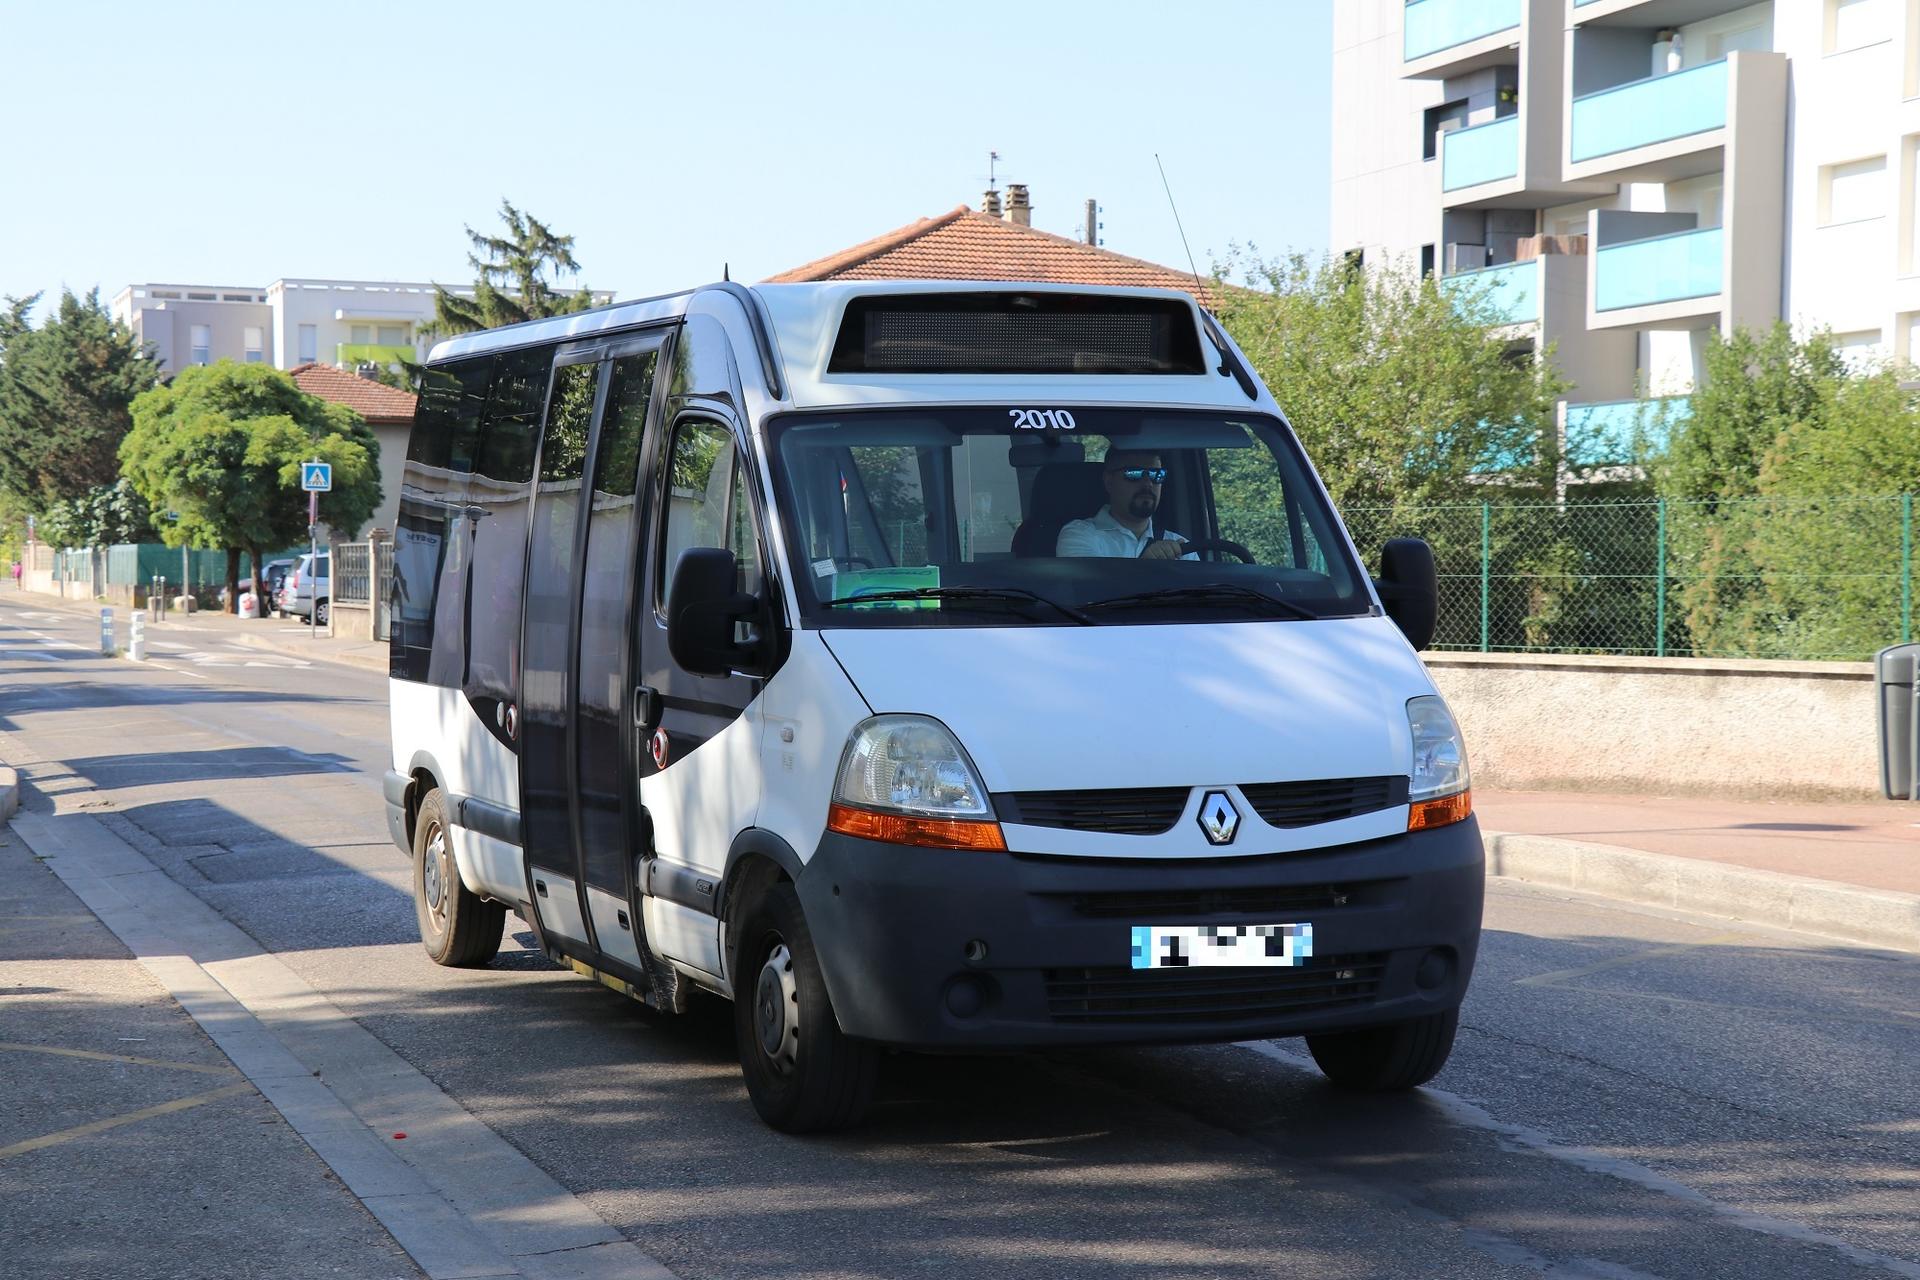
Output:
[412,788,505,967]
[315,598,330,626]
[1306,1007,1459,1092]
[733,880,878,1132]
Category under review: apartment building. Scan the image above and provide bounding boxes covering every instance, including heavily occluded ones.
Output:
[1333,0,1913,468]
[108,278,472,375]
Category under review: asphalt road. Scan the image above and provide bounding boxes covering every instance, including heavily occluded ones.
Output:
[3,594,1916,1280]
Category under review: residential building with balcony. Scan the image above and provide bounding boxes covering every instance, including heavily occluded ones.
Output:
[110,278,481,376]
[1335,0,1911,474]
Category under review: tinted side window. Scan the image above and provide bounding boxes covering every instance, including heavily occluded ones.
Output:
[658,419,737,607]
[464,343,556,709]
[393,356,492,683]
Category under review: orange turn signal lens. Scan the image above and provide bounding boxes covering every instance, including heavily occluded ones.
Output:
[1408,789,1472,831]
[827,802,1007,851]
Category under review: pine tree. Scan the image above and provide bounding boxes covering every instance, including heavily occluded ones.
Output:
[423,200,600,338]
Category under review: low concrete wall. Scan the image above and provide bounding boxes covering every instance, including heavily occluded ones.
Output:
[329,602,376,642]
[1429,653,1879,801]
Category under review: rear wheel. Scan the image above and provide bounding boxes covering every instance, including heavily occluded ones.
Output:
[1306,1007,1458,1092]
[733,881,877,1132]
[315,598,330,626]
[412,788,504,967]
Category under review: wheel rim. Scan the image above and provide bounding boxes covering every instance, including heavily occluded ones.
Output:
[753,941,799,1074]
[422,822,450,931]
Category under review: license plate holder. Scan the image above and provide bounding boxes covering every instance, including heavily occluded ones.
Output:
[1129,923,1313,970]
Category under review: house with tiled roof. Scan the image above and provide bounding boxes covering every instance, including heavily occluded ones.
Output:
[767,185,1221,309]
[290,361,416,537]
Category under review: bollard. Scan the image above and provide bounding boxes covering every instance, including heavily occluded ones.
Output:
[99,607,113,655]
[128,612,147,661]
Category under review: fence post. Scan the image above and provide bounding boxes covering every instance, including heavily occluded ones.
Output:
[1655,498,1668,658]
[1479,502,1491,653]
[1903,492,1913,645]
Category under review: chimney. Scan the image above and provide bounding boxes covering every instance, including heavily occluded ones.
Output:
[1004,184,1031,226]
[981,188,1002,217]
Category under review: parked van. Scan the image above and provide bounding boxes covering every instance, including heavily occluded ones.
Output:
[384,281,1480,1132]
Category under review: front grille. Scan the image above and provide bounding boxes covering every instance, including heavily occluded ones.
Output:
[996,788,1189,835]
[1239,776,1407,828]
[1059,884,1362,920]
[1044,953,1388,1024]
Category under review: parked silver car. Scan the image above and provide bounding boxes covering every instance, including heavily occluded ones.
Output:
[279,552,331,625]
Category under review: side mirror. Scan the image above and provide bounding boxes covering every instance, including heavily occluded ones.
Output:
[667,547,766,677]
[1375,537,1438,651]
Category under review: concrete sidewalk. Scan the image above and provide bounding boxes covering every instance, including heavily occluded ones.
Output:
[1476,788,1920,954]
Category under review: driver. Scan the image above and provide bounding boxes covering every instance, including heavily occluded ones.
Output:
[1056,451,1196,560]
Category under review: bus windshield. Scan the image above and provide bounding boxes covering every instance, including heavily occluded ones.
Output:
[765,407,1372,628]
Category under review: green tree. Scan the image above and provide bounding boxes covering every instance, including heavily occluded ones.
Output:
[120,363,381,612]
[0,289,160,504]
[423,200,600,339]
[36,478,151,548]
[1653,325,1920,659]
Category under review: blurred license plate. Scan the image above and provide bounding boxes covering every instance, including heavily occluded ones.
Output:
[1130,923,1313,970]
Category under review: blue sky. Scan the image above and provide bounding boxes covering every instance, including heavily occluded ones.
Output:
[2,1,1332,310]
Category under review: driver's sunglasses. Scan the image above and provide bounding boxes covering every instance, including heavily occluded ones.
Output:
[1112,466,1168,483]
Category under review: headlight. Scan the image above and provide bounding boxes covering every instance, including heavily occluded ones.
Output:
[828,715,1005,850]
[1407,695,1471,830]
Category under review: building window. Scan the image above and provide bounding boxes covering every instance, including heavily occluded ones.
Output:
[376,324,408,346]
[1423,99,1468,162]
[1420,244,1436,279]
[349,324,372,344]
[1827,0,1893,53]
[1823,155,1889,224]
[243,326,264,363]
[1834,328,1885,371]
[298,324,317,363]
[189,324,211,365]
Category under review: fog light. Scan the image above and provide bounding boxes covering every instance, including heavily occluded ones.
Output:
[945,976,989,1017]
[1416,949,1453,990]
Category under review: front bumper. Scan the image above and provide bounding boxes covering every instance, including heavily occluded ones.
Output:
[796,817,1484,1049]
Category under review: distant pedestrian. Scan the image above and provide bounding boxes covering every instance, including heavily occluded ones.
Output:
[10,559,19,590]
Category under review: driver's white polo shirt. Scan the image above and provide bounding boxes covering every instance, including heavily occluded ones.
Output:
[1056,507,1197,559]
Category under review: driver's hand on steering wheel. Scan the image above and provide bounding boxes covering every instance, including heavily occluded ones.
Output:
[1140,539,1186,561]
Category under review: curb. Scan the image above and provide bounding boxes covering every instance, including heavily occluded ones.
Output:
[0,766,16,823]
[215,625,388,674]
[1484,830,1920,956]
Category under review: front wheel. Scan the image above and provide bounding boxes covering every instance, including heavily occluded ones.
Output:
[412,788,505,967]
[314,598,330,626]
[733,881,878,1132]
[1305,1007,1458,1092]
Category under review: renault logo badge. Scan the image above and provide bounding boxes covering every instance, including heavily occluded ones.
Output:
[1198,790,1240,845]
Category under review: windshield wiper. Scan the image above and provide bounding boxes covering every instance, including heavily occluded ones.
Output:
[1080,583,1324,621]
[822,586,1095,625]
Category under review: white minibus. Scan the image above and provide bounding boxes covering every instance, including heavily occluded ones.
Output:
[384,281,1479,1131]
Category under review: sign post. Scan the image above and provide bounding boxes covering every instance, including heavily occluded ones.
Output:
[301,461,332,638]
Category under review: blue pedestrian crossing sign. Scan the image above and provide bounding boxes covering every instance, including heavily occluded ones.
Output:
[301,461,333,492]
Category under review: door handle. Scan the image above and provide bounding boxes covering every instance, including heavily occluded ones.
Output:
[633,685,659,733]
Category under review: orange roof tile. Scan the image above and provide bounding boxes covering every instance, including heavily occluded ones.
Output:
[290,362,417,425]
[766,206,1222,308]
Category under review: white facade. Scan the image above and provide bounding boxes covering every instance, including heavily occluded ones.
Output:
[1335,0,1912,451]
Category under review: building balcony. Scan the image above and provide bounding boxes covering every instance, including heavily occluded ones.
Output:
[1442,116,1521,193]
[1590,223,1723,326]
[1568,0,1763,26]
[1563,395,1692,469]
[337,342,414,366]
[1564,50,1785,184]
[1403,0,1522,78]
[1445,258,1541,327]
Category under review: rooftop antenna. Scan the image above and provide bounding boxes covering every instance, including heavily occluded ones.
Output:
[987,149,1001,194]
[723,263,731,282]
[1154,153,1207,303]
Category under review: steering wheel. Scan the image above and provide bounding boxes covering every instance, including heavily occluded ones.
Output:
[1172,538,1256,564]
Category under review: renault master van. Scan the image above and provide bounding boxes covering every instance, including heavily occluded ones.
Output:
[384,281,1480,1132]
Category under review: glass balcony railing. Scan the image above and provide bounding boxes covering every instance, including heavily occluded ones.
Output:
[1404,0,1522,62]
[1570,59,1728,163]
[1594,226,1723,311]
[336,342,414,366]
[1442,115,1521,190]
[1564,397,1693,466]
[1445,258,1540,326]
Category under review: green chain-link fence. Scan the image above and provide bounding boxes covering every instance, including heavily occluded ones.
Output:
[1342,495,1915,662]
